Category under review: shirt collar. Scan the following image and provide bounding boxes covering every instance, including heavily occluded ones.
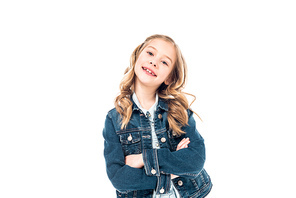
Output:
[131,93,168,112]
[132,92,158,114]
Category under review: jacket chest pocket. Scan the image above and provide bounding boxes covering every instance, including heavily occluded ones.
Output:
[119,132,142,156]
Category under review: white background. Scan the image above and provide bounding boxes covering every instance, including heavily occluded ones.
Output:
[1,0,296,197]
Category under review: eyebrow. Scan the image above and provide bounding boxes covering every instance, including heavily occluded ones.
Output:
[146,46,173,64]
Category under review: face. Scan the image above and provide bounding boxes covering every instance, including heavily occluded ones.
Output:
[134,39,176,90]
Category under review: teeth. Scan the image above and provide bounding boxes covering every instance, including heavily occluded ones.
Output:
[143,67,156,76]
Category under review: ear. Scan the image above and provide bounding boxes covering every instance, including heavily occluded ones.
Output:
[165,71,174,85]
[164,78,171,85]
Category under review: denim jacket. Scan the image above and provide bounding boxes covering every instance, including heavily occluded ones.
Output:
[103,97,212,198]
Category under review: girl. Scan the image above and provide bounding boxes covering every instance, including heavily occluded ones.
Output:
[103,34,212,198]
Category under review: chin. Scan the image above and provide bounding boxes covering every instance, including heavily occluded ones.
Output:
[136,77,160,88]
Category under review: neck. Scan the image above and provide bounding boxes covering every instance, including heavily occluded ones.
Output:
[134,80,157,110]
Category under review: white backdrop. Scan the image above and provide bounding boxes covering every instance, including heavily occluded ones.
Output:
[1,0,296,197]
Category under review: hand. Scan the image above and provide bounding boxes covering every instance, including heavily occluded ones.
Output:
[176,137,190,151]
[171,137,190,179]
[125,154,144,168]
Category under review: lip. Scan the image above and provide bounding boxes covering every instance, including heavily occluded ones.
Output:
[142,66,157,77]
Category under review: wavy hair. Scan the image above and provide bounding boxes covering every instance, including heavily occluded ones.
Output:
[115,34,199,135]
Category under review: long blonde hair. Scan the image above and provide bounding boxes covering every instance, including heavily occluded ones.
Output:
[115,34,198,135]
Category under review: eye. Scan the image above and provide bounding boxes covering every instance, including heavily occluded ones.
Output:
[162,61,168,66]
[147,51,154,56]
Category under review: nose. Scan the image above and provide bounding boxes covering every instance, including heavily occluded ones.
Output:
[149,61,157,67]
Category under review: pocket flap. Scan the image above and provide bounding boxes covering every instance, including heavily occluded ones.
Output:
[120,132,141,144]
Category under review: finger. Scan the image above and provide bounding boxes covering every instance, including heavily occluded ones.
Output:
[179,138,190,147]
[178,138,189,145]
[180,140,190,149]
[177,138,188,148]
[177,143,189,151]
[177,138,190,150]
[176,139,186,150]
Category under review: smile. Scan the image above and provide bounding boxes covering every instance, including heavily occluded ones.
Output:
[142,67,157,77]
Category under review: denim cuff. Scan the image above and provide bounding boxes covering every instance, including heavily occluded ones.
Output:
[155,174,171,195]
[142,149,160,176]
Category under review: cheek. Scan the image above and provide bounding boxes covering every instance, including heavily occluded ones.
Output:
[136,52,147,62]
[135,55,145,69]
[134,60,144,77]
[158,68,172,80]
[163,66,173,77]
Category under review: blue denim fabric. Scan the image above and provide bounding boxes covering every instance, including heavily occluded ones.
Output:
[132,93,178,198]
[103,97,212,198]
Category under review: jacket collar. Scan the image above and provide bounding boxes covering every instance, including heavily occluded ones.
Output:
[157,98,169,111]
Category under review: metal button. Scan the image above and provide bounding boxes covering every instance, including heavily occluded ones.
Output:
[155,143,160,147]
[127,134,132,141]
[159,188,165,194]
[158,114,162,119]
[151,168,156,175]
[178,180,183,186]
[161,137,166,143]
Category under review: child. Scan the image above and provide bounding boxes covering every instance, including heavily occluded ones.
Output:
[103,34,212,198]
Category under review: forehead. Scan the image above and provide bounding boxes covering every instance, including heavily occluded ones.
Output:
[145,39,176,62]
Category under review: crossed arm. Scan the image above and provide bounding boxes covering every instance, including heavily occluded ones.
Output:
[125,137,191,178]
[104,111,205,192]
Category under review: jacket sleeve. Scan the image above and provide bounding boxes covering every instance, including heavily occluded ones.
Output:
[142,110,206,178]
[103,113,157,192]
